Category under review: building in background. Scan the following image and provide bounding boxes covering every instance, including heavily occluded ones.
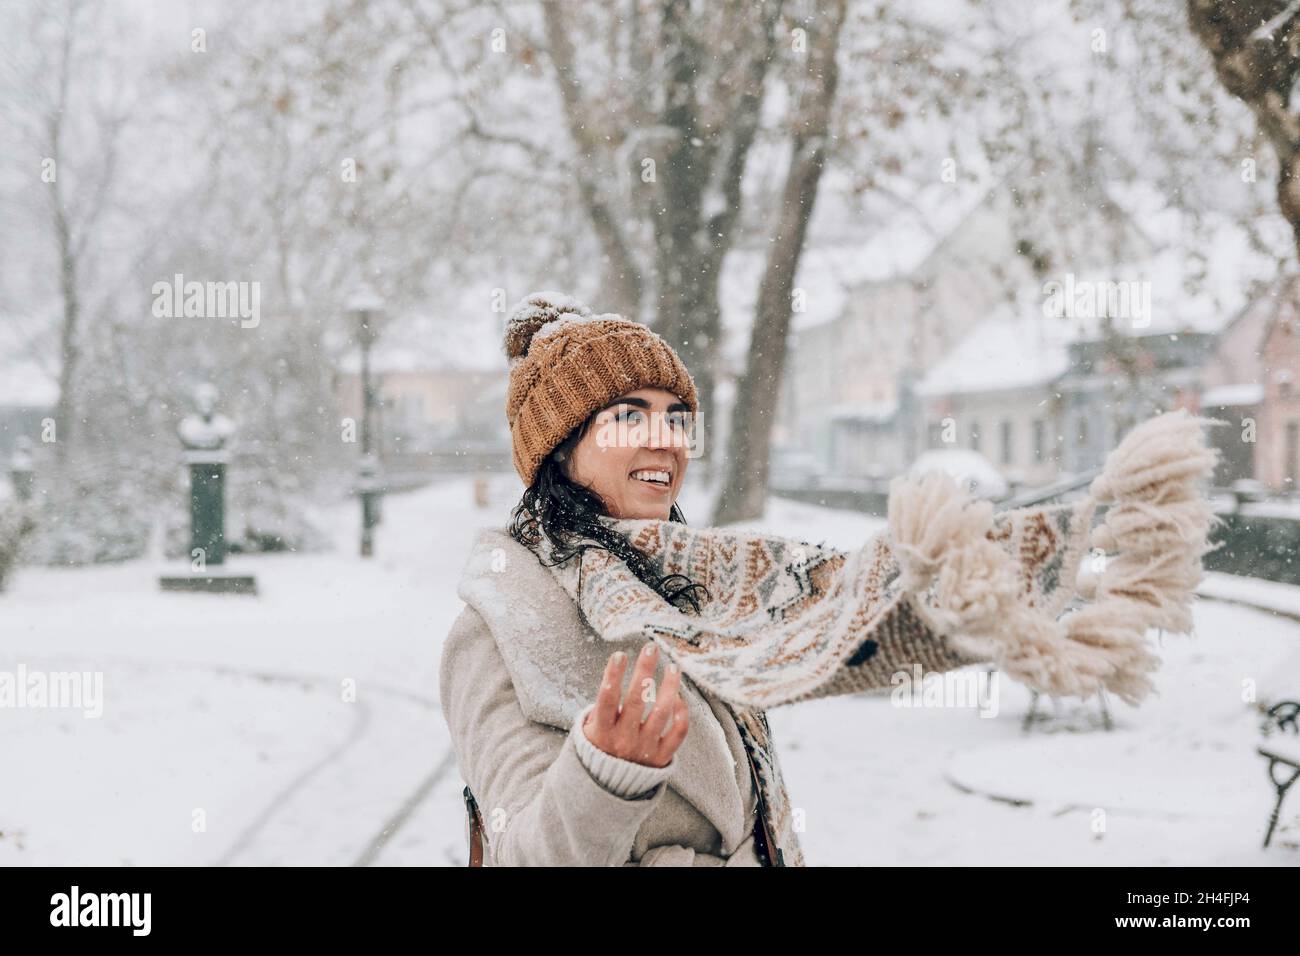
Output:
[335,358,502,440]
[1198,280,1273,485]
[915,303,1069,491]
[333,311,511,480]
[1057,329,1215,476]
[775,167,1289,498]
[0,349,57,468]
[1257,281,1300,492]
[1196,272,1300,492]
[780,171,1149,486]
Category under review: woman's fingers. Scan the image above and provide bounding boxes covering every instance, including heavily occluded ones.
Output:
[590,650,628,732]
[656,696,690,764]
[659,659,683,706]
[585,642,690,768]
[623,641,660,722]
[642,662,681,739]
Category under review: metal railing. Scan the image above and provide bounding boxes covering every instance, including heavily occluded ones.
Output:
[995,468,1102,510]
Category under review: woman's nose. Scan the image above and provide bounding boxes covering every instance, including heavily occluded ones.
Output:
[644,412,678,450]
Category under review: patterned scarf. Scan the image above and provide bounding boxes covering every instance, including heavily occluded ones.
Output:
[546,410,1219,864]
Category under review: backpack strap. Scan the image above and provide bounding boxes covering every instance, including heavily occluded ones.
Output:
[464,785,487,867]
[735,709,784,867]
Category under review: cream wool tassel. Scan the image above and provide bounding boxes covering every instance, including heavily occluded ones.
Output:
[886,409,1220,706]
[886,471,994,593]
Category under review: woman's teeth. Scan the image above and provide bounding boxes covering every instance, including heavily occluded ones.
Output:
[631,470,671,486]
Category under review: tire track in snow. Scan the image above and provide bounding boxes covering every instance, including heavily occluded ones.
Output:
[1,652,447,866]
[350,750,458,867]
[214,696,376,866]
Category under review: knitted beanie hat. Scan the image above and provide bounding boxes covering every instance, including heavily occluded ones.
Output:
[503,290,699,486]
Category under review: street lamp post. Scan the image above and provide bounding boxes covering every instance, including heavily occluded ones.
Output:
[9,436,34,503]
[348,285,385,558]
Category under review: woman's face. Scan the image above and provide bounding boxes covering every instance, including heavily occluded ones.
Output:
[564,387,693,519]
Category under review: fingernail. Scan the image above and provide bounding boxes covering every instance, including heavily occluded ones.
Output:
[669,663,678,674]
[645,643,657,657]
[614,651,626,663]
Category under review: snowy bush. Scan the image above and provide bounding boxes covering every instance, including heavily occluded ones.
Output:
[0,500,36,591]
[23,456,154,566]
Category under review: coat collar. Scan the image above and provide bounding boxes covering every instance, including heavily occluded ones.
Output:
[456,525,751,852]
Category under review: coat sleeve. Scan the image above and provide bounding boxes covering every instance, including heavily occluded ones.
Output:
[440,604,668,866]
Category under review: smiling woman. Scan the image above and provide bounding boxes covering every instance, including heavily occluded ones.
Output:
[502,292,709,614]
[442,290,792,867]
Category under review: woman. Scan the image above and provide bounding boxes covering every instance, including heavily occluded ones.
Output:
[439,291,983,867]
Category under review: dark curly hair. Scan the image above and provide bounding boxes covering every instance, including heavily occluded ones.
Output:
[509,410,710,614]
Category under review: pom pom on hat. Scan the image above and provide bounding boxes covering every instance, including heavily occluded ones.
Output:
[503,290,594,363]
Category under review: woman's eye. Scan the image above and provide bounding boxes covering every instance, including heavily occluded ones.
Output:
[616,408,645,423]
[667,412,690,429]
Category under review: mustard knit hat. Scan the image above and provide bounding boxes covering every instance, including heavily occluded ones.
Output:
[503,291,699,486]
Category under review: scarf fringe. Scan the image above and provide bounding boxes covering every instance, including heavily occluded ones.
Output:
[886,410,1220,705]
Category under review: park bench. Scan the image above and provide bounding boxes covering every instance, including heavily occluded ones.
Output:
[1258,699,1300,849]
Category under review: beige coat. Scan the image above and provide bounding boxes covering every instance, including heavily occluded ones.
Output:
[441,525,769,866]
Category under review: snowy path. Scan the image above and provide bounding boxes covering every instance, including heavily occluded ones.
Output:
[1,474,1297,865]
[0,477,483,866]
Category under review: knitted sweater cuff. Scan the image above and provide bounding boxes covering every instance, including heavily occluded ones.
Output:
[571,703,674,801]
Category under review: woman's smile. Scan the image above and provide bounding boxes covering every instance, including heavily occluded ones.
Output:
[629,466,674,496]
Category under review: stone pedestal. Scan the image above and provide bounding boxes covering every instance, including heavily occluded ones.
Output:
[159,384,257,595]
[159,572,257,595]
[188,453,227,566]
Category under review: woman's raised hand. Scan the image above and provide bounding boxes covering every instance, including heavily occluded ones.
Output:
[582,642,689,768]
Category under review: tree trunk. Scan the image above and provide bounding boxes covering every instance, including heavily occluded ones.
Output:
[712,0,847,526]
[540,0,644,318]
[542,0,782,445]
[1187,0,1300,260]
[53,200,79,459]
[50,12,78,460]
[653,0,783,470]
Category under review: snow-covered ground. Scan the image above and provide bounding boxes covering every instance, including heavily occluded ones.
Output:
[1,475,1297,865]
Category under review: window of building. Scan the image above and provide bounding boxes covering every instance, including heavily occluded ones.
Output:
[1000,419,1013,465]
[1033,419,1045,463]
[969,420,981,453]
[397,392,423,429]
